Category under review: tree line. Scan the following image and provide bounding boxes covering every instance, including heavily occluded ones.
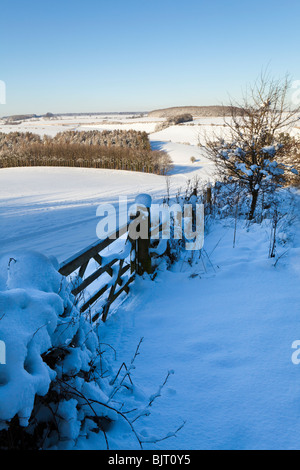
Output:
[0,130,171,175]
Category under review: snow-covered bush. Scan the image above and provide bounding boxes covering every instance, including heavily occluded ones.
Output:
[153,174,297,273]
[151,177,207,268]
[0,251,182,449]
[207,138,297,218]
[0,252,65,427]
[276,133,300,187]
[0,251,110,448]
[204,75,300,219]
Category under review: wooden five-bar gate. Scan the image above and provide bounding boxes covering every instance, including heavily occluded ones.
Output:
[58,194,157,323]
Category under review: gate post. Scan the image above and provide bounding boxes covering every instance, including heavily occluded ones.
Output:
[206,184,212,213]
[130,194,152,275]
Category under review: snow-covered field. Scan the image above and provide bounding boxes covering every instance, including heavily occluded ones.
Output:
[101,193,300,450]
[0,114,217,260]
[1,113,299,138]
[1,114,300,449]
[0,114,163,137]
[0,167,172,261]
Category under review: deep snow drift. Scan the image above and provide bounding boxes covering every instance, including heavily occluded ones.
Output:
[0,115,300,449]
[0,252,61,426]
[3,198,300,449]
[99,190,300,450]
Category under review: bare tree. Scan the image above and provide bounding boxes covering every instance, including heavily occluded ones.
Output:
[204,74,300,219]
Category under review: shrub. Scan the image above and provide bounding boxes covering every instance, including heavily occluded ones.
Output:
[0,252,183,449]
[171,113,193,125]
[205,75,300,219]
[155,114,193,132]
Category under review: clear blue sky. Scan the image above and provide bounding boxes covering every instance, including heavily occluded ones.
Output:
[1,0,300,115]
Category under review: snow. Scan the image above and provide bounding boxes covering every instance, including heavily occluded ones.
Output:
[0,167,177,262]
[0,139,215,261]
[0,114,162,137]
[0,250,124,446]
[99,192,300,450]
[151,140,215,178]
[2,194,300,448]
[0,252,63,426]
[1,113,299,140]
[1,114,300,449]
[135,194,152,208]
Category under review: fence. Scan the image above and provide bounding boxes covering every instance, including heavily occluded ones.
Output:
[59,195,158,323]
[58,189,208,323]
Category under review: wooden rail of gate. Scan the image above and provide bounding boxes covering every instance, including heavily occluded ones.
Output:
[59,188,210,322]
[59,194,156,323]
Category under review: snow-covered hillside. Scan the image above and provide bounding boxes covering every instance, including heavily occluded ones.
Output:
[0,166,190,261]
[100,189,300,450]
[1,114,300,450]
[0,117,216,260]
[2,188,299,450]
